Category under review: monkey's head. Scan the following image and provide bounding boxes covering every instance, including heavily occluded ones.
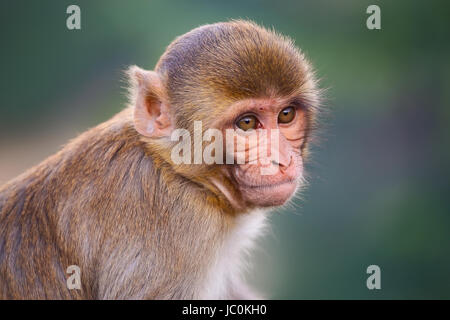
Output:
[129,20,320,212]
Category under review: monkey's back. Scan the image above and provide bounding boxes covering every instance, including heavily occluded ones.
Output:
[0,108,149,299]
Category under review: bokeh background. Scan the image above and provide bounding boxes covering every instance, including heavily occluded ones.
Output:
[1,0,449,299]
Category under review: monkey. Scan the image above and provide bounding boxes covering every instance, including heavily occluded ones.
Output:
[0,20,320,299]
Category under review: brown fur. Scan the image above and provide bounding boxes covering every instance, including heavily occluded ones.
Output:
[0,20,319,299]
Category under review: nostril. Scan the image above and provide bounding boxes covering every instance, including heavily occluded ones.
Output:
[269,155,293,172]
[279,155,293,172]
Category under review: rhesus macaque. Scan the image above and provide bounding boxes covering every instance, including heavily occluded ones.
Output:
[0,20,320,299]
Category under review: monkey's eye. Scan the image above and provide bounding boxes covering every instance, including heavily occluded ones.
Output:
[236,115,257,131]
[278,106,296,124]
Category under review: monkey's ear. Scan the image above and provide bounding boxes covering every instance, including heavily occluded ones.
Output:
[128,65,174,138]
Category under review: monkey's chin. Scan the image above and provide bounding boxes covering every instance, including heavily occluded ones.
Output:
[241,180,298,208]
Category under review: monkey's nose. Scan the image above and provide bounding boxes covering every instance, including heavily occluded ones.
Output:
[272,155,293,173]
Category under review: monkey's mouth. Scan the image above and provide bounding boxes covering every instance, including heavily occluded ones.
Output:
[240,178,296,189]
[237,178,298,207]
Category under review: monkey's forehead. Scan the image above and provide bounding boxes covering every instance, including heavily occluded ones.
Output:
[156,20,314,102]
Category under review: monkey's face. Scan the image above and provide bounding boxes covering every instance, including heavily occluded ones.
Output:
[212,97,309,208]
[130,21,320,212]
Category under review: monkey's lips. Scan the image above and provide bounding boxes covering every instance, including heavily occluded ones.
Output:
[238,178,298,207]
[240,178,296,189]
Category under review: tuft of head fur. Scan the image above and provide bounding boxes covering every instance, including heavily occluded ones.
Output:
[155,20,320,131]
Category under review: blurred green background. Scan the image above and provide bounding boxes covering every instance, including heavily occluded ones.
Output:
[1,0,449,299]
